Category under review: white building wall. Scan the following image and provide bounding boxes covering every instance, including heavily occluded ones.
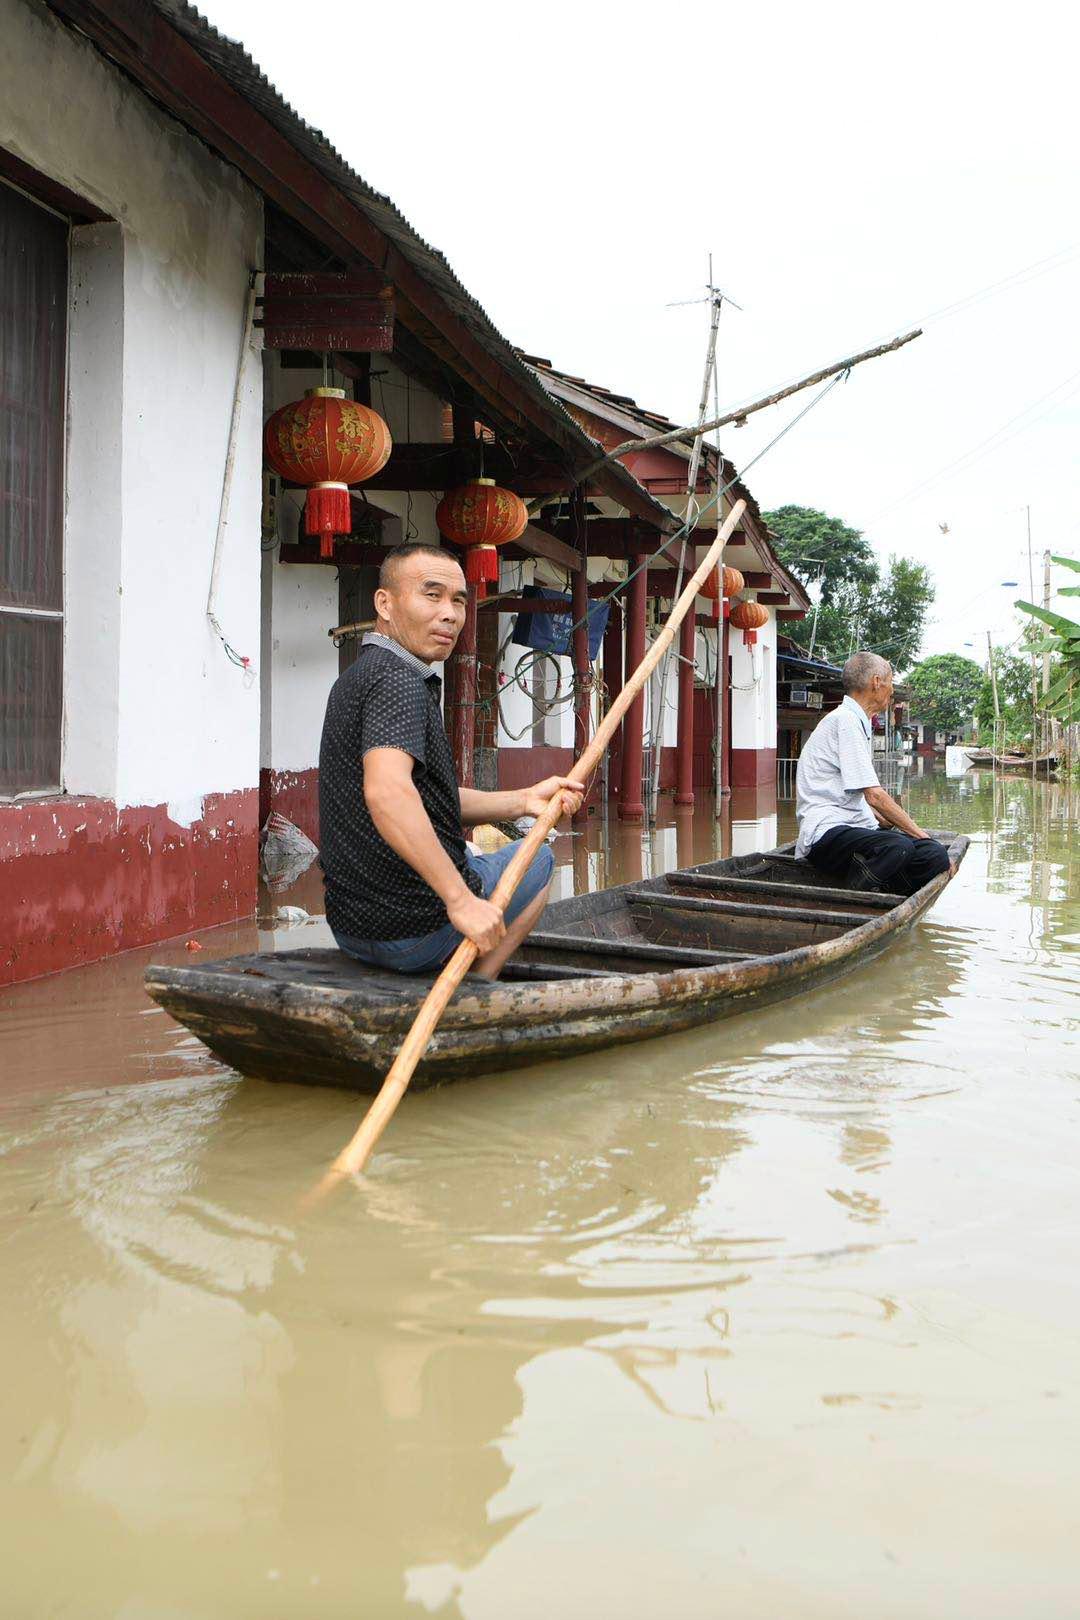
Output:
[261,360,341,777]
[495,557,536,748]
[730,611,778,754]
[260,357,447,776]
[495,553,621,758]
[3,0,264,811]
[649,642,681,750]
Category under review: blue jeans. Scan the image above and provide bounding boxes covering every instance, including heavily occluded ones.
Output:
[333,839,555,973]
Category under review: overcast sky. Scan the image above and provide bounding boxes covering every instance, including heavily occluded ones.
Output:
[202,0,1079,663]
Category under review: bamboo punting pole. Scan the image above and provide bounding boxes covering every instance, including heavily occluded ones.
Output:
[302,499,748,1203]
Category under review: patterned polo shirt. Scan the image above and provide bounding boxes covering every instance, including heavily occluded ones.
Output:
[318,632,484,941]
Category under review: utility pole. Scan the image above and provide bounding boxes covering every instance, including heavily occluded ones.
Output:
[807,598,821,661]
[654,255,740,819]
[1042,548,1052,696]
[1042,548,1054,758]
[986,630,1001,749]
[1026,506,1039,748]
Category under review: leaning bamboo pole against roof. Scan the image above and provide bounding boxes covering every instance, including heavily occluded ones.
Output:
[526,328,921,518]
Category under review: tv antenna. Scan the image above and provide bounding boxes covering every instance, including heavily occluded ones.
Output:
[666,276,744,313]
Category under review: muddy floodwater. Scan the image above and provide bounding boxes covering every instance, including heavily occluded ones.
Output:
[2,769,1078,1618]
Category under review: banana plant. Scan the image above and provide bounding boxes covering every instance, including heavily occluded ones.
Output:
[1016,555,1080,723]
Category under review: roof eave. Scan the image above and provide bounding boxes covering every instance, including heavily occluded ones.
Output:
[44,0,674,532]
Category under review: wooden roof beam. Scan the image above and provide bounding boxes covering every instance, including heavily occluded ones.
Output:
[510,524,582,574]
[319,443,578,493]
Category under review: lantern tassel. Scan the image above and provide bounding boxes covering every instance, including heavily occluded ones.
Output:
[305,482,352,559]
[464,543,500,600]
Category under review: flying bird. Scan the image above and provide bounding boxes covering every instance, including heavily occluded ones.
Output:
[938,522,950,535]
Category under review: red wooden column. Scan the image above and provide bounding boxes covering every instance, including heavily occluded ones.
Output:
[571,553,591,825]
[719,610,731,798]
[675,803,695,868]
[613,817,644,884]
[674,608,696,806]
[602,601,623,808]
[567,489,592,824]
[618,552,647,822]
[449,583,478,786]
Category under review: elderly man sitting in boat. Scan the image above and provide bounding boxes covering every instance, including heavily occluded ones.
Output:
[318,543,584,979]
[795,651,952,895]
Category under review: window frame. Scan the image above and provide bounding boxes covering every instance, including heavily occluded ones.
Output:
[0,169,71,801]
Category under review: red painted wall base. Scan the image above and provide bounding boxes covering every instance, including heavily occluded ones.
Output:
[497,746,575,791]
[730,747,777,789]
[260,766,320,844]
[0,789,259,986]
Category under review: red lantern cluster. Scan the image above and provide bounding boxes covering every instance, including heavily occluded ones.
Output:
[436,478,528,596]
[730,597,770,645]
[264,387,392,558]
[701,565,745,624]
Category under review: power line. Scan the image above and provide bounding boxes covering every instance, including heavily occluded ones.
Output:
[919,240,1080,327]
[697,241,1080,438]
[869,366,1080,524]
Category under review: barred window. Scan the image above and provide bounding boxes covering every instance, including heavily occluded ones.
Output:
[0,179,66,796]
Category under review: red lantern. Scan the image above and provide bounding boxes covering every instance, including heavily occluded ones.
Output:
[435,477,528,596]
[701,565,745,624]
[264,387,392,558]
[730,598,769,646]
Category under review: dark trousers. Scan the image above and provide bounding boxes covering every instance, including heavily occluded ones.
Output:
[808,825,950,896]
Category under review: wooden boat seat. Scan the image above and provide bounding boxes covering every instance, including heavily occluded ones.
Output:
[520,930,756,968]
[665,870,904,910]
[634,891,873,929]
[496,959,616,982]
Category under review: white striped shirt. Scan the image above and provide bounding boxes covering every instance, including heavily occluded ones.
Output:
[795,696,880,857]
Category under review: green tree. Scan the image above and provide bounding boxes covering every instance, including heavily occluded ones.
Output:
[766,507,934,667]
[974,648,1034,743]
[859,556,935,671]
[907,653,984,733]
[780,555,934,668]
[765,505,877,603]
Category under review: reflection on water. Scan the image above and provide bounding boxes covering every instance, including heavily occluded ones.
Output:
[2,773,1079,1617]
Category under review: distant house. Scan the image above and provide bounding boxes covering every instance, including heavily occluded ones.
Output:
[776,637,913,784]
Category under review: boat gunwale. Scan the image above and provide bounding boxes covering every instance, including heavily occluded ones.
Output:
[145,834,969,1038]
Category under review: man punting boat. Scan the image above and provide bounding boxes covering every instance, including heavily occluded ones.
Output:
[318,544,584,980]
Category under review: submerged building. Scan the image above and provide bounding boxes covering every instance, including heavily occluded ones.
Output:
[1,0,806,985]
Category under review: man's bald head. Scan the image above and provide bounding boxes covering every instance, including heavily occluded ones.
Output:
[373,545,468,665]
[378,544,452,592]
[842,651,893,696]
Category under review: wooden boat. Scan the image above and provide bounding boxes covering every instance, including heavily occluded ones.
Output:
[145,833,968,1093]
[986,751,1058,775]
